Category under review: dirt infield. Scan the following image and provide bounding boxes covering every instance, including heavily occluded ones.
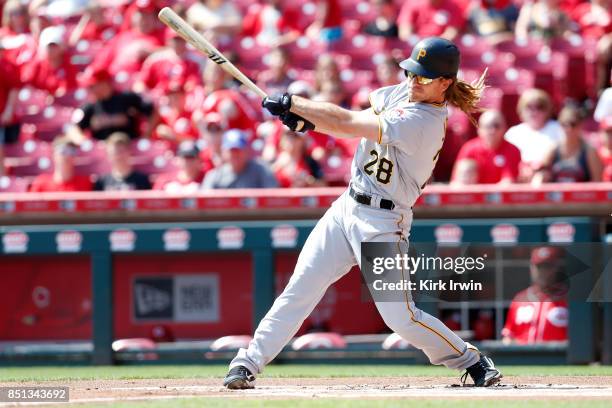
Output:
[2,376,612,405]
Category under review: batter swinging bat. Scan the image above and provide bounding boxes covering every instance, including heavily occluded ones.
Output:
[158,7,268,100]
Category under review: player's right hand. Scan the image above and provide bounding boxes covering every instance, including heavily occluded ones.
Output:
[280,112,314,133]
[262,93,292,116]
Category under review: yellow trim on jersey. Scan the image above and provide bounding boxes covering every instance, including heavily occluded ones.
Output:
[377,114,383,144]
[395,234,465,357]
[368,93,379,115]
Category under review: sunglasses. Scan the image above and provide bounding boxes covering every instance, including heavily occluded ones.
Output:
[526,103,546,111]
[404,70,436,85]
[561,121,579,128]
[482,122,502,129]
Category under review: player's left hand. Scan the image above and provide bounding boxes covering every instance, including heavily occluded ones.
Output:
[280,112,314,132]
[262,93,293,116]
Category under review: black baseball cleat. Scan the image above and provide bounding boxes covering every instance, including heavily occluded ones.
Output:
[223,365,256,389]
[461,354,503,387]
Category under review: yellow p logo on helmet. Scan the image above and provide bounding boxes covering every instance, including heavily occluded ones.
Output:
[417,48,427,61]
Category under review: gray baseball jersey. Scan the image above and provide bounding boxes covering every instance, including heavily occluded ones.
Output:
[228,80,481,379]
[351,82,448,208]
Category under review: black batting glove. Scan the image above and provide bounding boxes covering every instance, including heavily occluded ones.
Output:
[262,93,292,116]
[280,112,314,133]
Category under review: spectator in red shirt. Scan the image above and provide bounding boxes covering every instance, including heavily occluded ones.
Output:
[397,0,465,42]
[92,0,163,80]
[597,117,612,181]
[68,2,116,44]
[191,62,259,136]
[502,246,568,344]
[452,110,521,184]
[29,137,93,192]
[305,0,343,43]
[257,48,295,96]
[242,0,302,47]
[272,128,325,188]
[195,112,226,174]
[0,45,22,176]
[21,25,79,96]
[0,0,37,71]
[570,0,611,40]
[153,140,204,194]
[570,0,612,93]
[135,29,202,96]
[154,79,198,145]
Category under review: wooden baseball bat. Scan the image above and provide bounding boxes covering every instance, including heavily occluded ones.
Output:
[158,7,268,100]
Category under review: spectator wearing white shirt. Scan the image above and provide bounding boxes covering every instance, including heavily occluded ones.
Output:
[505,89,563,181]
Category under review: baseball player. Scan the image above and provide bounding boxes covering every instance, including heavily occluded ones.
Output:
[224,37,502,389]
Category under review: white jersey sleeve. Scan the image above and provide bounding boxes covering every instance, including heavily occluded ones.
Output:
[369,85,435,155]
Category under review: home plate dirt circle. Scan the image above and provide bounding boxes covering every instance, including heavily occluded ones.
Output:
[1,377,611,405]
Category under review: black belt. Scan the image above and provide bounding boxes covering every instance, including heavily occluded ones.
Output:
[349,186,395,210]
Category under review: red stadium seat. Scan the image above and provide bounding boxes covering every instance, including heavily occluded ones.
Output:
[130,139,177,175]
[0,176,29,193]
[19,105,75,142]
[340,69,374,98]
[52,89,89,108]
[457,34,493,59]
[285,37,328,70]
[340,0,377,26]
[74,140,111,176]
[486,68,536,126]
[234,36,270,76]
[494,37,545,58]
[14,88,51,117]
[328,34,384,63]
[514,50,569,107]
[3,140,52,159]
[550,36,599,100]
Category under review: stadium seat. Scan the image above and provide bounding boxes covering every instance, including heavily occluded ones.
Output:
[550,36,599,100]
[130,139,177,175]
[514,50,569,107]
[3,140,52,159]
[319,154,352,186]
[14,88,51,117]
[494,37,545,58]
[234,36,270,76]
[74,140,111,176]
[52,89,89,108]
[457,34,493,59]
[340,0,377,26]
[19,105,75,142]
[486,68,536,126]
[0,176,29,193]
[285,37,328,70]
[339,69,374,98]
[328,35,384,63]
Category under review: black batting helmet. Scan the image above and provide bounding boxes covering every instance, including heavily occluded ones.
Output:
[399,37,460,79]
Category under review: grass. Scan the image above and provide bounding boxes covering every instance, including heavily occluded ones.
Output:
[61,399,612,408]
[0,364,611,382]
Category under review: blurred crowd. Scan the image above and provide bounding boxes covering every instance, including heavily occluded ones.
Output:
[0,0,610,193]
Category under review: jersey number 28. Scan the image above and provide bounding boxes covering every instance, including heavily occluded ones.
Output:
[363,150,393,184]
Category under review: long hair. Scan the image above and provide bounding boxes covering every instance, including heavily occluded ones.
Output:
[445,68,488,127]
